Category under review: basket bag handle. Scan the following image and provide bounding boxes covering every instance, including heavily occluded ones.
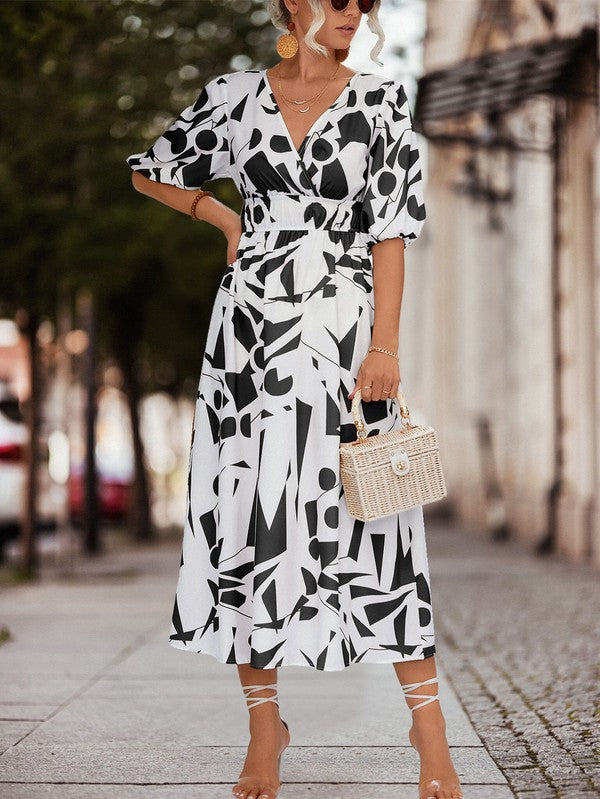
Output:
[350,383,414,443]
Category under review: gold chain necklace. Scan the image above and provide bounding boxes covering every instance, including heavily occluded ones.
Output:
[276,61,342,114]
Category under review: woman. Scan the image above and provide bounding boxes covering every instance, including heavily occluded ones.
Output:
[126,1,462,798]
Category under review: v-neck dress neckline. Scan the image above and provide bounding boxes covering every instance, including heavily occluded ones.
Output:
[262,68,362,157]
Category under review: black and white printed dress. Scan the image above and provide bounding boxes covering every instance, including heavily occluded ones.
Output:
[126,67,434,671]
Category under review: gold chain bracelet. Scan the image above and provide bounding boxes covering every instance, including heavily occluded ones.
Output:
[190,189,215,220]
[368,345,398,360]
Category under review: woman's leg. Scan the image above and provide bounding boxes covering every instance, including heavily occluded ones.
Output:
[232,663,290,799]
[393,655,463,799]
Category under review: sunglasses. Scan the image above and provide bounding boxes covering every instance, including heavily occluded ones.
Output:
[329,0,377,12]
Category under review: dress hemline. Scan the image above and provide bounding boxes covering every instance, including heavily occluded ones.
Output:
[169,638,436,672]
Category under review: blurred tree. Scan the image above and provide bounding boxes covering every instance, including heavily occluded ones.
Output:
[0,0,273,563]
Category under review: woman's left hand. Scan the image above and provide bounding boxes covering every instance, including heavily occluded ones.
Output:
[348,350,400,403]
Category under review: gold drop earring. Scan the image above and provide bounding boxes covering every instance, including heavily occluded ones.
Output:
[277,16,299,58]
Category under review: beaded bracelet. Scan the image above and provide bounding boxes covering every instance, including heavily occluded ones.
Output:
[190,189,215,220]
[368,345,398,360]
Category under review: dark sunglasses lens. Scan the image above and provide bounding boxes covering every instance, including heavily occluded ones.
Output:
[331,0,376,11]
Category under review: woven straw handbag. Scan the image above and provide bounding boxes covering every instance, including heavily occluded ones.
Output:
[339,383,447,522]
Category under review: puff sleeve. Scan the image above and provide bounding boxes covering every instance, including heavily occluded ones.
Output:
[362,80,426,249]
[125,74,231,189]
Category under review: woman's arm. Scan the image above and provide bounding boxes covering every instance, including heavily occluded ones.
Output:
[131,172,242,259]
[348,237,403,403]
[371,237,404,353]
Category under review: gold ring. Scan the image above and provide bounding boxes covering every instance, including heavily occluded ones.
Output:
[382,389,391,394]
[361,386,372,390]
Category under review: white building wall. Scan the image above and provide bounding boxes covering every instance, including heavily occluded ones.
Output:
[417,0,600,565]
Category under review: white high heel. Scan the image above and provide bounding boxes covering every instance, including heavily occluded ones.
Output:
[233,683,290,799]
[401,676,463,799]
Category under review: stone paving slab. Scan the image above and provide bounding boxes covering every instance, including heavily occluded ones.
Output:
[0,721,38,751]
[1,677,98,704]
[0,784,516,799]
[0,742,504,784]
[17,674,481,747]
[0,704,57,721]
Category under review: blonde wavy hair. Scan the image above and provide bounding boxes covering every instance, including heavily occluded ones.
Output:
[267,0,385,67]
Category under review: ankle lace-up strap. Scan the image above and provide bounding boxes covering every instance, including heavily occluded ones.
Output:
[400,676,439,711]
[242,682,279,709]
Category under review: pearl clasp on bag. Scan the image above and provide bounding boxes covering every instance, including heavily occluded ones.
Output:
[390,449,410,475]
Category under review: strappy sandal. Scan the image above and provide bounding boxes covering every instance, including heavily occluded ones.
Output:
[401,676,463,799]
[233,683,290,799]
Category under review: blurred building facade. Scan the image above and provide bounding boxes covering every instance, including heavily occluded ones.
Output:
[404,0,599,566]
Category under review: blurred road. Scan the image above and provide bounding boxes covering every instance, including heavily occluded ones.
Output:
[0,518,597,798]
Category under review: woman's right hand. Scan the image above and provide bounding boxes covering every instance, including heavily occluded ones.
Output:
[224,214,242,266]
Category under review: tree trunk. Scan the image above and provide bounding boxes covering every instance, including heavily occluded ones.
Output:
[119,348,153,541]
[21,313,41,575]
[78,290,100,555]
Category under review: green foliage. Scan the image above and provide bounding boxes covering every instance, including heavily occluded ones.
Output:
[0,0,273,392]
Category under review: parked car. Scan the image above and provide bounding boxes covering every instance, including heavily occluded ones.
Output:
[0,380,133,561]
[0,387,61,557]
[0,391,27,530]
[68,464,131,521]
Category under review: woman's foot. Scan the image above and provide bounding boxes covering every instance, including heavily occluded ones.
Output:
[395,673,462,799]
[232,704,290,799]
[232,713,289,799]
[408,714,463,799]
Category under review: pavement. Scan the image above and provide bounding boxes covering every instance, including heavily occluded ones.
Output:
[0,517,598,799]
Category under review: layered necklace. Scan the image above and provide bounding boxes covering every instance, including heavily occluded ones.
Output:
[275,61,342,113]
